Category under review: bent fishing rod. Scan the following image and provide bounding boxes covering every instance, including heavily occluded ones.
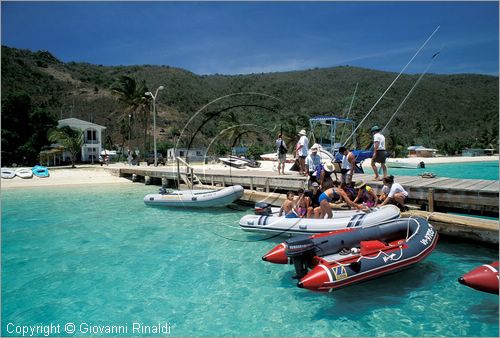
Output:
[343,25,441,145]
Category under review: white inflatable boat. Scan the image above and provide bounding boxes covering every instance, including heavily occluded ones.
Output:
[144,185,244,208]
[1,168,15,179]
[239,205,400,235]
[15,168,34,179]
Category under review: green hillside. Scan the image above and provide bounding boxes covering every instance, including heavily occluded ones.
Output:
[1,45,498,165]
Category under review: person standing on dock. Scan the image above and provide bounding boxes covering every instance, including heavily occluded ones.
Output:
[370,125,387,180]
[339,146,356,185]
[275,133,288,175]
[296,129,309,176]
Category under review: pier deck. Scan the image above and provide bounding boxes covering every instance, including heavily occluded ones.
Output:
[112,166,499,215]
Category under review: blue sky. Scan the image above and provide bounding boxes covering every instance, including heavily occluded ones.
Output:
[2,1,498,75]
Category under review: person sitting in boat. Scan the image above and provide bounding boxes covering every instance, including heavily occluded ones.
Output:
[279,191,296,217]
[318,162,338,190]
[305,145,322,184]
[379,175,409,211]
[294,188,310,218]
[318,182,362,218]
[306,182,322,218]
[339,146,356,185]
[352,180,378,208]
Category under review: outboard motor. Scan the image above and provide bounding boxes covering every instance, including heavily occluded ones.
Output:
[254,202,272,215]
[158,187,167,195]
[418,161,425,169]
[285,236,317,279]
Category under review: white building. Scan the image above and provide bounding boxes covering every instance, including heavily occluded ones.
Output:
[167,148,207,162]
[58,118,106,162]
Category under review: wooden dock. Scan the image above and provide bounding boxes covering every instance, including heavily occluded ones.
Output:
[111,165,499,216]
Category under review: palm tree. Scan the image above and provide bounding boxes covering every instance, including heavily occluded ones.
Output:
[48,126,83,168]
[111,76,150,159]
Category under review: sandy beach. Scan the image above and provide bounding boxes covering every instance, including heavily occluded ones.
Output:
[1,166,130,189]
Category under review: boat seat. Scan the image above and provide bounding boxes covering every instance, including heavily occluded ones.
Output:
[360,240,388,255]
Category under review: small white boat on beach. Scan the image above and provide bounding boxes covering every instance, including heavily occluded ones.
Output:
[219,157,247,169]
[1,168,15,179]
[386,159,425,169]
[15,168,33,179]
[144,185,244,208]
[239,205,401,235]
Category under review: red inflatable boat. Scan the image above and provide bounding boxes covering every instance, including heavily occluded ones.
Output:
[458,262,499,294]
[263,217,438,292]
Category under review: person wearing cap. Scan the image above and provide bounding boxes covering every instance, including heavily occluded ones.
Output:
[370,125,387,180]
[339,146,356,185]
[306,182,322,218]
[305,145,322,183]
[296,129,309,176]
[353,180,378,208]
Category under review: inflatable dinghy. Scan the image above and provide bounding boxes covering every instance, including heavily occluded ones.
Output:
[144,185,244,208]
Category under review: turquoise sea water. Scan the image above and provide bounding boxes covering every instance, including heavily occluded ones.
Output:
[386,161,498,180]
[2,184,499,337]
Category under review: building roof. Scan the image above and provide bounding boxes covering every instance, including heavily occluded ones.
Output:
[58,118,106,130]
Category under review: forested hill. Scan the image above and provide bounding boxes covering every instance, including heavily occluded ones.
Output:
[1,45,498,165]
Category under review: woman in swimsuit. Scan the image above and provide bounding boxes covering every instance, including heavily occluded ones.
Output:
[319,183,362,218]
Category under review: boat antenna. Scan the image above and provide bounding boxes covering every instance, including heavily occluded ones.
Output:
[340,82,359,143]
[343,25,440,144]
[381,52,440,134]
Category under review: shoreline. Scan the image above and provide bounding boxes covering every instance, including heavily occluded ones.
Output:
[1,156,498,189]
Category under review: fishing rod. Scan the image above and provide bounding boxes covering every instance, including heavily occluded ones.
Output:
[340,82,359,143]
[381,52,440,134]
[343,25,440,145]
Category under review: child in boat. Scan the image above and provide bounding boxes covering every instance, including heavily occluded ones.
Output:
[295,188,310,218]
[279,191,296,217]
[380,175,409,211]
[318,182,362,218]
[353,180,378,208]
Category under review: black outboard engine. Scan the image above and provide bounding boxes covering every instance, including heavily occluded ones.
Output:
[285,236,317,279]
[254,202,272,215]
[158,187,167,195]
[418,161,425,168]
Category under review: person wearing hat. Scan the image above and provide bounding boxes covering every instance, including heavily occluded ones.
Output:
[305,145,322,183]
[352,180,378,208]
[339,146,356,185]
[306,182,322,218]
[370,125,387,180]
[296,129,309,176]
[318,161,338,190]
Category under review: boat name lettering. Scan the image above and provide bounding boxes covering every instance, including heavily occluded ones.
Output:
[420,227,435,246]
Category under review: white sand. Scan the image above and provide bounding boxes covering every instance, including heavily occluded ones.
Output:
[1,166,130,189]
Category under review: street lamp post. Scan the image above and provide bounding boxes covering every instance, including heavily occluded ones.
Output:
[145,85,164,167]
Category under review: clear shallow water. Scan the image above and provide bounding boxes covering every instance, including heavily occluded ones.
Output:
[386,161,498,180]
[2,184,498,337]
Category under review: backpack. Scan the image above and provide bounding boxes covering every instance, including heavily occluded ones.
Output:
[279,140,287,155]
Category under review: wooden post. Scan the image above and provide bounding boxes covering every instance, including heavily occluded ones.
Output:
[265,178,270,193]
[211,175,214,187]
[250,177,254,191]
[427,188,434,212]
[190,167,194,187]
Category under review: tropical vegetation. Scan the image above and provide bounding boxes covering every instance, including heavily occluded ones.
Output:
[1,45,498,166]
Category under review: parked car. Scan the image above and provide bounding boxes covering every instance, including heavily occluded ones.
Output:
[146,152,165,165]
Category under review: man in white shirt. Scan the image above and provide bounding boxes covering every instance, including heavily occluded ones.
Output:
[380,175,408,211]
[305,145,322,183]
[339,146,355,185]
[370,125,387,180]
[296,129,309,176]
